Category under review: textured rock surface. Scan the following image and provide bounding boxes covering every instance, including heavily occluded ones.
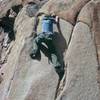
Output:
[0,0,100,100]
[57,22,100,100]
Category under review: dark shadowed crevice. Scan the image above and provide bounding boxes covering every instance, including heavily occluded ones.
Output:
[0,4,23,98]
[54,80,60,99]
[0,4,23,40]
[0,4,23,68]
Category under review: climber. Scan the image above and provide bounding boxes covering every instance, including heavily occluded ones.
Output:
[30,13,64,80]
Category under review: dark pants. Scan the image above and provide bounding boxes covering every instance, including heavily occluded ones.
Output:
[31,32,64,80]
[32,32,61,68]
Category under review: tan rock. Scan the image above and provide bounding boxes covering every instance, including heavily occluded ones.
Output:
[57,22,100,100]
[39,0,91,24]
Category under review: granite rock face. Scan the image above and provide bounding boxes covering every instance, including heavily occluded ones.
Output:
[0,0,100,100]
[57,22,100,100]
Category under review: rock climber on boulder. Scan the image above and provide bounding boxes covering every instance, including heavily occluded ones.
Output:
[30,12,64,80]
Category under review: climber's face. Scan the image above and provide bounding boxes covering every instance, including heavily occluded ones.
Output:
[9,9,17,18]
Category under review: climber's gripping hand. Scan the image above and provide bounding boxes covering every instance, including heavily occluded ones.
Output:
[30,31,37,38]
[32,31,37,38]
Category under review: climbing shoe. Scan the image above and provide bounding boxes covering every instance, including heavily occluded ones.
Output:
[30,48,40,59]
[30,53,37,59]
[55,67,64,81]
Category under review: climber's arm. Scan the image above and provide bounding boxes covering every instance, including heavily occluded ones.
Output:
[30,16,39,37]
[33,16,39,34]
[31,12,44,37]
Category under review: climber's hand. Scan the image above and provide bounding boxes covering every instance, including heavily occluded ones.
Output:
[29,31,37,38]
[56,16,59,23]
[33,32,37,38]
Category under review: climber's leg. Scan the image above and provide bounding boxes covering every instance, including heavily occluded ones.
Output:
[46,40,60,67]
[47,40,64,80]
[30,33,45,58]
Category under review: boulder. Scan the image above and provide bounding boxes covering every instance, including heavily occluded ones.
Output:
[39,0,91,24]
[57,22,100,100]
